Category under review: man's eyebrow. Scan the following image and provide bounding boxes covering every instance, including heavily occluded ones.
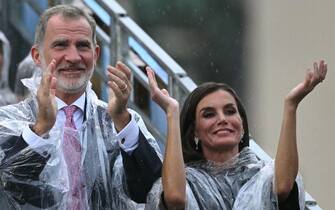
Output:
[78,39,90,44]
[77,40,91,46]
[51,39,68,47]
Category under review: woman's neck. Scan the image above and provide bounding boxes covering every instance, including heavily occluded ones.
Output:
[202,146,239,164]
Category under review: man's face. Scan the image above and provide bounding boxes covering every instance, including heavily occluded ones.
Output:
[33,14,100,95]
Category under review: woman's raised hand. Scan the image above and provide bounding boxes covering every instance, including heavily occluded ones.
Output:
[146,67,179,113]
[285,60,327,108]
[147,67,186,210]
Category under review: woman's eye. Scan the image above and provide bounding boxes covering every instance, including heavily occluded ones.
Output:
[224,108,237,115]
[203,111,215,118]
[225,109,236,115]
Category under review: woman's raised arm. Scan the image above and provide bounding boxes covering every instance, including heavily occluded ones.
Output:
[146,67,186,209]
[275,60,327,201]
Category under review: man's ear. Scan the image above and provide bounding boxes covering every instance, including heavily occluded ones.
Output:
[31,45,41,65]
[94,44,100,63]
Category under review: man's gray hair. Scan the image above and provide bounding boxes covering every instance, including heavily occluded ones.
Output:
[34,4,97,46]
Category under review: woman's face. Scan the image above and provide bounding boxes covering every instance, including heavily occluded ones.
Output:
[195,89,244,152]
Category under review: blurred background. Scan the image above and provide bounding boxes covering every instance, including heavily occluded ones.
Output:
[0,0,333,209]
[119,0,247,97]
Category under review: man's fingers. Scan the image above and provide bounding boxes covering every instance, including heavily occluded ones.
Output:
[50,77,57,96]
[49,59,57,74]
[41,59,56,90]
[106,61,134,94]
[44,59,56,79]
[107,65,130,90]
[108,81,123,99]
[116,61,131,80]
[39,59,57,96]
[107,70,128,91]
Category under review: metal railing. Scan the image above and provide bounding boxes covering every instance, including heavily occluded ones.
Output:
[9,0,322,209]
[82,0,197,150]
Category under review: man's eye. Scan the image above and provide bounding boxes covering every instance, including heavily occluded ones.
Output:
[54,43,67,48]
[77,42,91,49]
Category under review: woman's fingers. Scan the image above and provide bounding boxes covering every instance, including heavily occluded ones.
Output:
[146,66,158,90]
[311,60,327,86]
[319,60,327,81]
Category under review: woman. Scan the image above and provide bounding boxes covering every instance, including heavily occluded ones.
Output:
[145,60,327,210]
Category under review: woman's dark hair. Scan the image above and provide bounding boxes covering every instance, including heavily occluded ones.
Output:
[180,82,249,163]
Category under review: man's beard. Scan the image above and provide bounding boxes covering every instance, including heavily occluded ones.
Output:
[56,64,93,94]
[41,58,93,94]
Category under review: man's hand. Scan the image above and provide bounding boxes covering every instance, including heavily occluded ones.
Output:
[33,59,58,136]
[107,61,132,131]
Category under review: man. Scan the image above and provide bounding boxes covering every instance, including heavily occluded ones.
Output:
[0,5,162,209]
[0,31,17,106]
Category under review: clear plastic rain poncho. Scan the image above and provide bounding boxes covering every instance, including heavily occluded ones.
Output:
[0,31,17,106]
[0,72,162,209]
[146,147,305,210]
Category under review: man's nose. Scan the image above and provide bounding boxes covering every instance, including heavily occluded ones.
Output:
[65,46,81,63]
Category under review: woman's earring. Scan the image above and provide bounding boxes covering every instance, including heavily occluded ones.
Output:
[240,131,244,143]
[194,137,199,150]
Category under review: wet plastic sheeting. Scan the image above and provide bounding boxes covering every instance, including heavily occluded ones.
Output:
[0,75,162,209]
[146,147,305,210]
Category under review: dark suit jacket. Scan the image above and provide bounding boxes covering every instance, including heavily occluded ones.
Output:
[0,131,162,208]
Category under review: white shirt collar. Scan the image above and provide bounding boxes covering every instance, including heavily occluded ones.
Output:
[56,92,86,112]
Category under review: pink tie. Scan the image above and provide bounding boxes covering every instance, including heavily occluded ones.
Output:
[62,105,84,210]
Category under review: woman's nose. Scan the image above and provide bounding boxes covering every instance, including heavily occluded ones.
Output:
[217,112,227,124]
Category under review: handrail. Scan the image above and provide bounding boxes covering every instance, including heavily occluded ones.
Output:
[83,0,197,150]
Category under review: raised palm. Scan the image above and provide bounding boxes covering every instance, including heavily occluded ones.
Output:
[146,67,179,113]
[107,62,131,117]
[35,59,58,134]
[286,60,327,107]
